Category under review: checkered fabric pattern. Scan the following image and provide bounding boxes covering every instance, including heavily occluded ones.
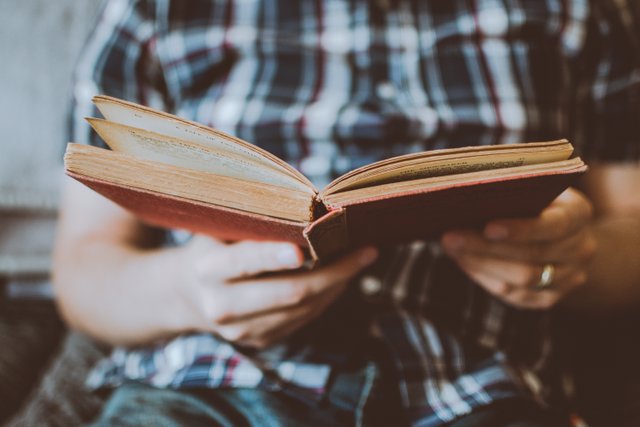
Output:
[71,1,640,425]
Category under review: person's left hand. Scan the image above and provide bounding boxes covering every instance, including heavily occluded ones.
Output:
[441,188,597,310]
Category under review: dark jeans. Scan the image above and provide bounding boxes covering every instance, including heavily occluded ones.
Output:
[0,298,570,427]
[91,361,404,427]
[0,299,571,427]
[5,332,108,427]
[91,362,567,427]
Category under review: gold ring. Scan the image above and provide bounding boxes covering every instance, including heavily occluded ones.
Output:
[535,264,555,291]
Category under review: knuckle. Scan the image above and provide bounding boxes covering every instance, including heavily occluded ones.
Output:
[505,290,553,310]
[250,338,272,349]
[211,310,234,325]
[194,257,219,280]
[209,302,234,324]
[525,290,561,310]
[580,235,598,261]
[218,326,247,343]
[511,292,531,306]
[571,271,588,288]
[529,267,544,286]
[554,210,571,238]
[508,294,549,310]
[494,281,511,295]
[502,293,529,309]
[264,243,300,269]
[231,258,250,278]
[520,266,539,287]
[217,250,241,275]
[284,282,308,305]
[533,299,552,310]
[539,295,560,309]
[190,296,214,327]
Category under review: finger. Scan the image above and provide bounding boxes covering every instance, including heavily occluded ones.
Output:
[245,276,349,348]
[208,246,378,324]
[483,188,593,243]
[297,246,378,293]
[498,287,561,310]
[455,257,559,310]
[214,303,310,345]
[452,253,576,290]
[196,241,304,280]
[187,234,227,250]
[456,260,516,298]
[497,271,587,310]
[453,255,587,310]
[454,252,548,309]
[442,228,596,265]
[214,276,349,347]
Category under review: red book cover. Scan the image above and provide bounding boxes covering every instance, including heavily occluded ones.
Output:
[64,96,587,260]
[68,166,586,260]
[68,173,310,248]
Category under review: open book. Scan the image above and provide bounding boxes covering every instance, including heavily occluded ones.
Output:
[64,96,587,259]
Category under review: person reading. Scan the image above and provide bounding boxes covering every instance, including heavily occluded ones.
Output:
[50,1,640,426]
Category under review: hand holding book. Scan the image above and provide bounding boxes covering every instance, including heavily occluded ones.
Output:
[176,236,378,348]
[64,96,587,260]
[442,188,595,309]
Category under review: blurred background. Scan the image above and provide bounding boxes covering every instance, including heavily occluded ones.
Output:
[0,0,102,297]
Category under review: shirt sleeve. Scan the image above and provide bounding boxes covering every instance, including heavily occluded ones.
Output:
[577,0,640,162]
[67,0,166,148]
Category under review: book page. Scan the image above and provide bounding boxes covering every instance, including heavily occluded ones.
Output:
[324,141,573,195]
[89,119,311,193]
[65,144,315,222]
[93,96,314,190]
[322,158,586,206]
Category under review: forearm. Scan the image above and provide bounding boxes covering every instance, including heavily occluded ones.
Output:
[563,163,640,312]
[565,213,640,312]
[53,239,192,346]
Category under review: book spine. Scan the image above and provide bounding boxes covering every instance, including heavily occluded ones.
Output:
[310,194,328,221]
[303,208,349,261]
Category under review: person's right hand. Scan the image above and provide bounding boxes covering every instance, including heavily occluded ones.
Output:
[174,237,378,349]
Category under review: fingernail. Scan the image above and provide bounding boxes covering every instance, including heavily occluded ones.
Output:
[484,224,509,240]
[276,245,301,267]
[359,247,379,266]
[442,233,465,252]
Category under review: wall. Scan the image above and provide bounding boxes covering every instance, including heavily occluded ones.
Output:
[0,0,102,280]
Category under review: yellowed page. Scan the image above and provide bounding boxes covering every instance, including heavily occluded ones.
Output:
[65,144,314,222]
[323,158,585,206]
[88,119,311,193]
[324,141,573,194]
[93,96,314,190]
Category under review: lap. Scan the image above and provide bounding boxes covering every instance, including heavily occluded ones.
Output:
[89,363,567,427]
[6,331,108,427]
[0,319,572,427]
[93,383,348,427]
[91,360,403,427]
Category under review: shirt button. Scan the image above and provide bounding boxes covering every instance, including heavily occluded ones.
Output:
[360,275,383,297]
[376,81,398,100]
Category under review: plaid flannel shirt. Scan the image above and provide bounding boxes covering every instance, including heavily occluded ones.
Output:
[72,0,640,425]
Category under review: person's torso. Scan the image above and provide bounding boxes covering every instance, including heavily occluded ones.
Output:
[150,0,589,187]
